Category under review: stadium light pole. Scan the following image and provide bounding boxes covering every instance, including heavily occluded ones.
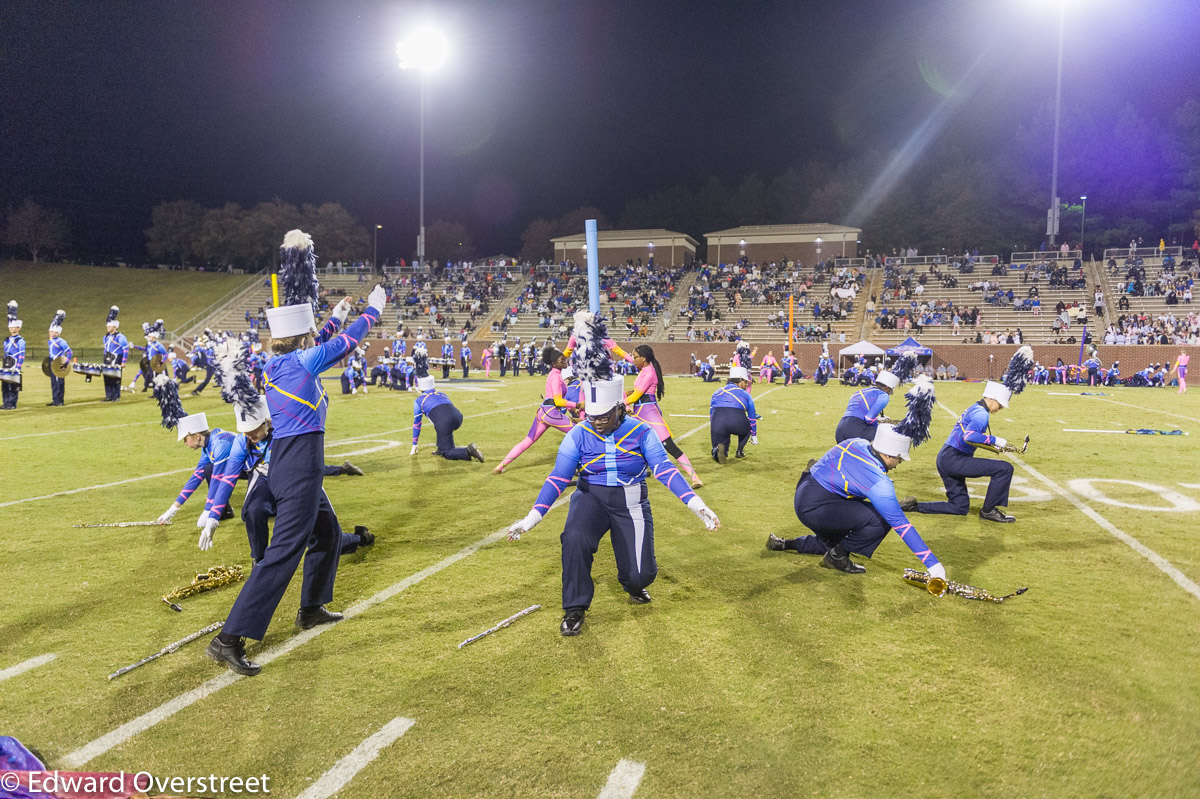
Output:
[1047,0,1066,247]
[1079,195,1087,255]
[374,224,382,271]
[398,27,448,267]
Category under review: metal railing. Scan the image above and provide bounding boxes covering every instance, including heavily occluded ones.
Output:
[1102,247,1184,261]
[1010,250,1082,263]
[165,275,263,346]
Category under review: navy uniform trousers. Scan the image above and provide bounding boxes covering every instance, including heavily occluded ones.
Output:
[193,365,215,394]
[834,416,877,444]
[2,379,20,409]
[224,432,340,640]
[561,482,657,611]
[815,370,829,386]
[428,403,472,460]
[710,406,751,457]
[917,446,1013,515]
[49,375,65,405]
[242,470,359,563]
[103,375,122,401]
[787,473,891,557]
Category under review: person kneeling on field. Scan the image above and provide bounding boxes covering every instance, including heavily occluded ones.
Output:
[709,366,759,463]
[410,343,483,463]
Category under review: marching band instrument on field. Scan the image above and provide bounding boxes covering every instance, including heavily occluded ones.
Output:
[457,604,541,648]
[73,520,173,528]
[139,353,167,375]
[107,621,224,680]
[996,435,1030,454]
[101,364,123,378]
[0,368,20,385]
[2,354,15,369]
[902,568,1028,603]
[42,354,72,378]
[160,564,245,612]
[73,361,104,377]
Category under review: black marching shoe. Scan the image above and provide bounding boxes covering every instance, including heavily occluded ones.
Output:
[355,525,375,548]
[296,605,343,630]
[466,442,485,463]
[341,460,364,476]
[735,450,746,459]
[205,636,261,676]
[899,496,919,513]
[821,547,866,574]
[560,609,585,636]
[979,507,1016,523]
[766,533,786,551]
[628,588,651,604]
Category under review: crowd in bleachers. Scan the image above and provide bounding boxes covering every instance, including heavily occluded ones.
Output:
[1104,311,1200,345]
[1108,254,1196,304]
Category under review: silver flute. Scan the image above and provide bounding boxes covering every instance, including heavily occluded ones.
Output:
[458,605,541,649]
[107,621,224,680]
[73,520,173,528]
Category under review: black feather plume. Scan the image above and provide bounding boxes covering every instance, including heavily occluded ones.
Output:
[1003,346,1034,395]
[50,309,66,329]
[735,340,752,370]
[894,375,935,446]
[106,305,119,324]
[570,311,613,382]
[152,373,187,430]
[278,229,320,311]
[8,300,19,325]
[413,341,429,378]
[889,352,918,383]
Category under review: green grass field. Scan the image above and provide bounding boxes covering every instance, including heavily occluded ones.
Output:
[2,372,1199,798]
[2,261,249,362]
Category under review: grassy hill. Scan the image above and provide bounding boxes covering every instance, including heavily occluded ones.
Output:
[2,260,251,362]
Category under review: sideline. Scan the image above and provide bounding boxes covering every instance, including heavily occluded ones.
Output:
[936,400,1200,602]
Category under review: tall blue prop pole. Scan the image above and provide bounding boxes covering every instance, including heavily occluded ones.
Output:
[585,219,600,314]
[1077,328,1086,366]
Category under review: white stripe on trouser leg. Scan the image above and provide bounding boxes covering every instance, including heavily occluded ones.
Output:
[623,484,646,573]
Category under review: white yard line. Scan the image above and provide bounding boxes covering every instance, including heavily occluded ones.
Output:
[0,420,157,441]
[669,414,710,418]
[0,653,57,682]
[292,716,417,799]
[1062,429,1128,434]
[597,760,646,799]
[62,497,569,768]
[936,400,1200,602]
[1046,391,1199,423]
[0,469,193,509]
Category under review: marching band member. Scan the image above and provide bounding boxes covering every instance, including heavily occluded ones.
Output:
[1084,347,1102,386]
[709,365,758,463]
[758,350,780,384]
[208,230,383,676]
[130,321,167,392]
[410,344,484,463]
[152,374,234,525]
[781,349,798,386]
[46,310,71,407]
[833,354,914,444]
[1171,350,1189,394]
[190,329,216,396]
[767,377,944,578]
[481,344,493,377]
[101,306,129,402]
[506,311,721,637]
[340,353,366,394]
[170,350,193,383]
[1104,361,1121,387]
[699,354,718,382]
[460,341,471,378]
[815,345,834,387]
[734,341,755,387]
[903,347,1033,523]
[494,347,578,473]
[2,301,24,410]
[624,344,702,488]
[367,348,391,387]
[441,336,454,380]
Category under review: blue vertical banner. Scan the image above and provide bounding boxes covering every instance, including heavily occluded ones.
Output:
[586,219,600,314]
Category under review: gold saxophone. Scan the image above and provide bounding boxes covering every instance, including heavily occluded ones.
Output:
[161,565,245,611]
[902,568,1028,603]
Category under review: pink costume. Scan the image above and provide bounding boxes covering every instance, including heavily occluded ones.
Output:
[759,356,779,383]
[481,347,493,378]
[1175,353,1189,394]
[624,363,700,485]
[496,368,577,469]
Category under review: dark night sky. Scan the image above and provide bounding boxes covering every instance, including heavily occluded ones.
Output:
[3,0,1198,259]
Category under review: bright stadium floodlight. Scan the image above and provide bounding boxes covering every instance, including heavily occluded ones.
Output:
[398,27,449,267]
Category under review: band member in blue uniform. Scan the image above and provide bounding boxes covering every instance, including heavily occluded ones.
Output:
[367,349,391,387]
[2,301,25,410]
[410,344,484,462]
[207,230,384,676]
[101,306,129,402]
[170,351,193,383]
[768,377,945,579]
[441,337,454,379]
[1104,360,1121,387]
[903,347,1032,524]
[709,366,759,463]
[1084,347,1102,386]
[151,374,230,525]
[698,354,717,382]
[834,353,914,443]
[340,355,365,394]
[815,345,834,387]
[460,342,472,378]
[130,320,168,392]
[190,330,217,396]
[507,312,721,636]
[46,310,71,406]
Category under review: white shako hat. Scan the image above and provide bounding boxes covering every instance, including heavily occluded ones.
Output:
[235,395,271,433]
[728,365,749,381]
[875,371,900,389]
[570,310,624,416]
[176,412,210,442]
[873,424,912,461]
[981,381,1011,408]
[267,229,320,338]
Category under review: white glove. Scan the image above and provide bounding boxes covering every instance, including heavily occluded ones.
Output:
[506,509,543,541]
[196,510,211,528]
[686,496,721,531]
[750,435,759,446]
[927,562,946,581]
[332,297,352,324]
[367,284,387,313]
[157,505,179,525]
[410,444,419,455]
[993,437,1008,449]
[198,517,218,551]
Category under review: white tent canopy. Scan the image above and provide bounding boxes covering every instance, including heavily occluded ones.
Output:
[838,340,886,359]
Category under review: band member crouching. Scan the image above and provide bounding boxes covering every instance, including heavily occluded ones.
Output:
[709,365,759,462]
